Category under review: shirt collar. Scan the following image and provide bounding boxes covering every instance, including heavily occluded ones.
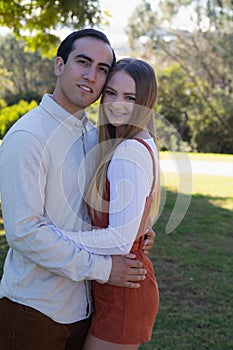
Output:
[40,94,89,131]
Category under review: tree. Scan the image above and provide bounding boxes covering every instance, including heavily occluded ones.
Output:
[126,0,233,153]
[0,0,105,56]
[156,64,194,146]
[0,59,12,96]
[0,34,55,101]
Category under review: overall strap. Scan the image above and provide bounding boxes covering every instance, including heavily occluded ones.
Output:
[132,138,157,196]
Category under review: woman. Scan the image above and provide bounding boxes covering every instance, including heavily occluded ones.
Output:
[56,57,160,348]
[78,57,161,349]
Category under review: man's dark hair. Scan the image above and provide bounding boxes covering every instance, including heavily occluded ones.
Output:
[57,28,116,67]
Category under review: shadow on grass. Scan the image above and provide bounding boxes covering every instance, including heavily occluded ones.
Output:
[141,190,233,349]
[0,192,233,349]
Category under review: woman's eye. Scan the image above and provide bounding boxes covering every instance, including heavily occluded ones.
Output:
[126,96,136,101]
[105,90,115,96]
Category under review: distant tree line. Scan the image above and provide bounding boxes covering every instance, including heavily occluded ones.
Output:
[0,34,55,137]
[0,0,232,153]
[126,0,233,153]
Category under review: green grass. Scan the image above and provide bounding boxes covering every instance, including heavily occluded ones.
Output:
[160,151,233,162]
[0,153,233,349]
[140,172,233,349]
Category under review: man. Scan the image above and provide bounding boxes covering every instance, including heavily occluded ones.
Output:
[0,29,154,350]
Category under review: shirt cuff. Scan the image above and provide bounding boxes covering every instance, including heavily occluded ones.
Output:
[91,255,112,284]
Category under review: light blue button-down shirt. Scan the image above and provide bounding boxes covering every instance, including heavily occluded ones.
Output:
[0,94,112,323]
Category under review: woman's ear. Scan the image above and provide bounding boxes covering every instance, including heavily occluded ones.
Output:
[54,57,64,77]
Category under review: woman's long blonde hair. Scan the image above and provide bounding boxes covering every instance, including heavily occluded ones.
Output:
[85,58,160,224]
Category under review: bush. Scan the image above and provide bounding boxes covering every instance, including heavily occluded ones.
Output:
[0,99,38,138]
[4,91,42,106]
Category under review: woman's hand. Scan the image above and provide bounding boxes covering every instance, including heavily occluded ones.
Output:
[143,227,156,255]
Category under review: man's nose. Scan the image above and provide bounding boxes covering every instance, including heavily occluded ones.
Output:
[83,67,97,82]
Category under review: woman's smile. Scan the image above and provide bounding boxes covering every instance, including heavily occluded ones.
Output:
[103,71,136,127]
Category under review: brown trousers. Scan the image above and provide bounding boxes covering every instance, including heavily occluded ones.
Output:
[0,298,91,350]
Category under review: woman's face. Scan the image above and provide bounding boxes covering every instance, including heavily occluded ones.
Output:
[103,71,136,128]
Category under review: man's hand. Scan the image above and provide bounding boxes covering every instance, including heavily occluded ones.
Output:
[108,253,147,288]
[143,227,156,255]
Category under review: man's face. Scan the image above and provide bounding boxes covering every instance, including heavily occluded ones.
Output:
[54,36,114,115]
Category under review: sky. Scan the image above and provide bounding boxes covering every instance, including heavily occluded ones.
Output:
[54,0,146,45]
[97,0,205,44]
[97,0,144,44]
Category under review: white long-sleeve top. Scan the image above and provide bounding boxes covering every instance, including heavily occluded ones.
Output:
[57,138,158,255]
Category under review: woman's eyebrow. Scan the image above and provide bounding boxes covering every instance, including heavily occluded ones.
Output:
[105,85,116,91]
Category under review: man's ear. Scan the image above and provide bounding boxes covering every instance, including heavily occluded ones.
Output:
[54,56,64,77]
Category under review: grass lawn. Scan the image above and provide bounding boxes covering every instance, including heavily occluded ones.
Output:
[140,170,233,349]
[160,151,233,162]
[0,153,232,349]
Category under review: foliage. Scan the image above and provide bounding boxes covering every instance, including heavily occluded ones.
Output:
[4,91,42,106]
[0,99,38,138]
[156,64,194,147]
[86,99,100,125]
[0,34,54,139]
[0,58,12,95]
[0,34,55,100]
[127,0,233,153]
[0,0,105,56]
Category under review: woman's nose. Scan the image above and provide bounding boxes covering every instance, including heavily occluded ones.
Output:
[111,101,125,111]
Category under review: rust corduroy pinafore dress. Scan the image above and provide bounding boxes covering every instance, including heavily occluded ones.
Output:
[89,138,159,344]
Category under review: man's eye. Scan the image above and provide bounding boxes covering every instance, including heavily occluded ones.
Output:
[77,59,88,65]
[98,66,109,74]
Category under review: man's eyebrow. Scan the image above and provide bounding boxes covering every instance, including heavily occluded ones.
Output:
[75,54,92,62]
[75,54,111,70]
